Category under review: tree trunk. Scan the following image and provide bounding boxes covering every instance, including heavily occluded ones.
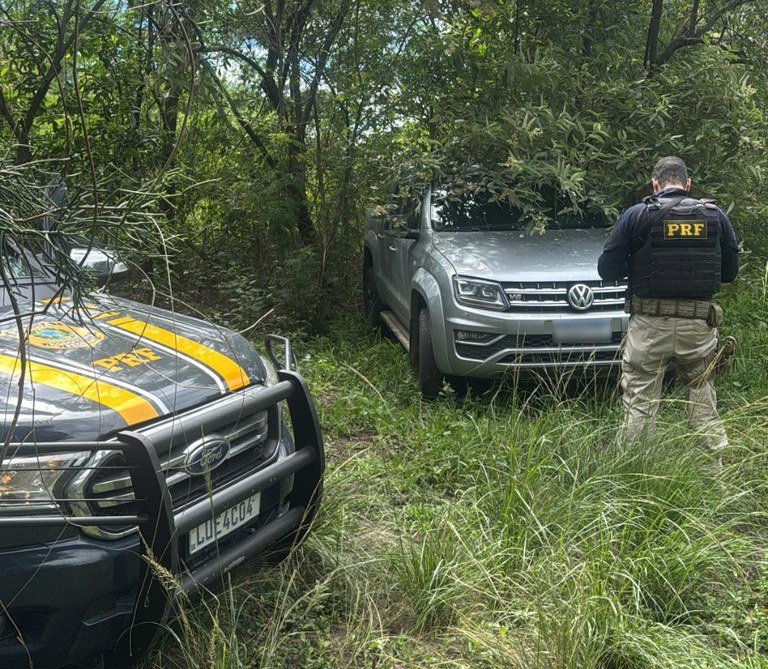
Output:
[644,0,664,69]
[286,144,314,246]
[15,128,31,165]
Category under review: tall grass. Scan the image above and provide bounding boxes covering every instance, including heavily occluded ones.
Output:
[145,284,768,668]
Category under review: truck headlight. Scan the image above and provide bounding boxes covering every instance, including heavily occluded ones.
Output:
[453,276,508,310]
[0,451,89,513]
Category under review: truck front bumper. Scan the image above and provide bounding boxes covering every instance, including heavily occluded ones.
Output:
[439,303,629,379]
[0,367,324,669]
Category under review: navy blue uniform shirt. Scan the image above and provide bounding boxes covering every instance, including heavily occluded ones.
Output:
[597,187,740,285]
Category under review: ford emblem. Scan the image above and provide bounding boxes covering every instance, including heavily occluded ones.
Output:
[183,437,231,476]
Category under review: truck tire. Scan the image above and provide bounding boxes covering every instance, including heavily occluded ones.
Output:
[363,263,385,327]
[418,308,443,399]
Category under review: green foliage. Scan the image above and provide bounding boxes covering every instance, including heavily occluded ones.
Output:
[3,0,768,324]
[394,4,768,239]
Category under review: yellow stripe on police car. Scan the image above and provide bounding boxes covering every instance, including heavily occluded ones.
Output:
[0,353,160,425]
[107,317,250,392]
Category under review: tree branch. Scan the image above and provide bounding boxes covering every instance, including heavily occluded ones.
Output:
[200,59,277,169]
[300,2,349,130]
[656,0,756,66]
[21,0,108,139]
[199,44,282,114]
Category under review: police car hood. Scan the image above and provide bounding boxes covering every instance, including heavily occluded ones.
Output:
[0,295,267,441]
[433,228,609,282]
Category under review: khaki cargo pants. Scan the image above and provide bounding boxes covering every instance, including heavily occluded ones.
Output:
[621,313,728,452]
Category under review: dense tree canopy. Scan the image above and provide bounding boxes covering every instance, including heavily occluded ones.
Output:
[1,0,766,326]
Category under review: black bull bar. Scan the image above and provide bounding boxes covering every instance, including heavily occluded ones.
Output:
[0,367,324,666]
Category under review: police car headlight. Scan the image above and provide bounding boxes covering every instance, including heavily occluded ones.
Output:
[453,276,508,310]
[0,451,90,513]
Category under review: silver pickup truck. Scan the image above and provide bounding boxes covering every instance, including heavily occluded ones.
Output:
[363,185,629,396]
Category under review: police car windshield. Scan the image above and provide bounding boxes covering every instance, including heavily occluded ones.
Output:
[430,188,611,232]
[0,242,64,308]
[2,245,35,279]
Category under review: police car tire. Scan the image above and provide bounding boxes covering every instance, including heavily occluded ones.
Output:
[418,308,443,399]
[363,263,385,327]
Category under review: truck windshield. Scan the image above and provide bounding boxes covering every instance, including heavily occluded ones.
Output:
[430,189,610,232]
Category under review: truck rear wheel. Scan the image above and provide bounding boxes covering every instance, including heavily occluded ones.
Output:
[418,308,443,399]
[363,263,385,327]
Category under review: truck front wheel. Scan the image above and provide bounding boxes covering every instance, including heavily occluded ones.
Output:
[418,308,443,399]
[363,263,385,327]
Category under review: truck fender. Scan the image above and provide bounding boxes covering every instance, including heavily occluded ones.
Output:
[362,231,378,268]
[410,268,451,374]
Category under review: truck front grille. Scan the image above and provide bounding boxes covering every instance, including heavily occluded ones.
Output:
[86,411,269,515]
[499,349,621,366]
[502,280,626,313]
[68,388,282,539]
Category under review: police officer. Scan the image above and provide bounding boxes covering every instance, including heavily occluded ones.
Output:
[598,156,739,460]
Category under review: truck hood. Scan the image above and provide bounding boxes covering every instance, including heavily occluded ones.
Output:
[432,229,611,282]
[0,295,266,441]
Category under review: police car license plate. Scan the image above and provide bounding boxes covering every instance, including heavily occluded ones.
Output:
[553,319,612,344]
[188,493,261,555]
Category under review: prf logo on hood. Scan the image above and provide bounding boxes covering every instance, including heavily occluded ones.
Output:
[0,322,106,350]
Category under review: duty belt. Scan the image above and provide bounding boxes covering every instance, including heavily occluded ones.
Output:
[626,297,723,326]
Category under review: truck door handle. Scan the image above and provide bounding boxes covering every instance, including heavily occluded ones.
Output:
[376,233,385,239]
[388,245,397,252]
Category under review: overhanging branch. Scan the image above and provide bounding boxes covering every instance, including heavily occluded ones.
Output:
[200,59,277,169]
[199,44,282,113]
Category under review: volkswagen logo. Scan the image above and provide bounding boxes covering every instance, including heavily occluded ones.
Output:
[567,284,594,312]
[183,437,231,476]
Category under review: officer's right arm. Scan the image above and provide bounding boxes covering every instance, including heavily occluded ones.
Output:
[597,210,633,281]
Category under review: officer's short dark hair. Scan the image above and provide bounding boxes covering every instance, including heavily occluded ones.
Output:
[652,156,688,187]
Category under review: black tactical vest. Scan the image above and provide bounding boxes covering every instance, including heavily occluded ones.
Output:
[629,195,722,299]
